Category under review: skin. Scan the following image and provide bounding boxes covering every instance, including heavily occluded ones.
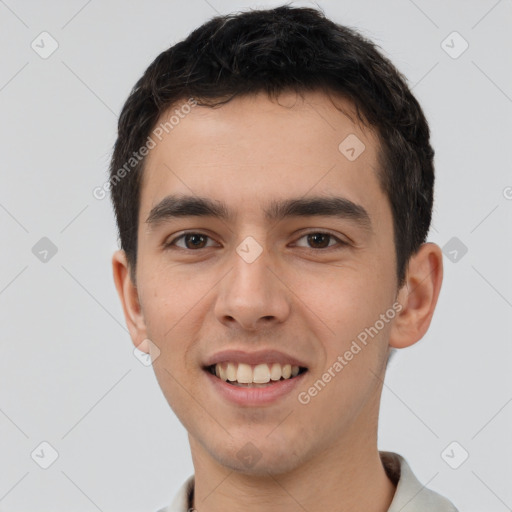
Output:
[112,90,443,512]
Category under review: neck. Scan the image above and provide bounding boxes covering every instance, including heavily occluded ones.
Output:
[189,428,396,512]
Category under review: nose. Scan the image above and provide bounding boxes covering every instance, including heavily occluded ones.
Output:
[214,241,291,331]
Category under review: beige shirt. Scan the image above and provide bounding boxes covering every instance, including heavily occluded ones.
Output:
[156,451,459,512]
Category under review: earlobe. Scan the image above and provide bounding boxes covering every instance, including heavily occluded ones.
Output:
[111,250,149,352]
[389,242,443,349]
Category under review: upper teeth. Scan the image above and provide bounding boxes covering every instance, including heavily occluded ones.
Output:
[213,362,301,383]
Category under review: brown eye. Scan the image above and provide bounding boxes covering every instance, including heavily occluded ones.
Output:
[166,232,216,250]
[294,231,347,250]
[307,233,332,249]
[183,233,208,249]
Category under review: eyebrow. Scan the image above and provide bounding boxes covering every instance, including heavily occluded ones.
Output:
[145,194,372,233]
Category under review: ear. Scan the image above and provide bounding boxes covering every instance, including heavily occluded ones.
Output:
[112,250,149,353]
[389,242,443,349]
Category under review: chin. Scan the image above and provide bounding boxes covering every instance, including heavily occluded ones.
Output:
[206,431,309,477]
[219,449,303,477]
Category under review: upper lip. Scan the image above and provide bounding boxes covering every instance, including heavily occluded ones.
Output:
[203,349,308,368]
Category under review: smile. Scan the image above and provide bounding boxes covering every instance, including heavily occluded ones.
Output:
[207,362,308,387]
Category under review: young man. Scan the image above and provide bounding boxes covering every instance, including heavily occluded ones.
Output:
[110,6,458,512]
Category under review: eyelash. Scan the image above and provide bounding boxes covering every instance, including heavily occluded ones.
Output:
[163,231,349,251]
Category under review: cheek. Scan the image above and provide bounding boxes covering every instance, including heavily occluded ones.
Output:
[140,271,208,415]
[289,262,396,399]
[291,261,393,339]
[140,261,212,322]
[138,267,210,364]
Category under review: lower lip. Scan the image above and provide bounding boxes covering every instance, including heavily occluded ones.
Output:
[204,369,307,406]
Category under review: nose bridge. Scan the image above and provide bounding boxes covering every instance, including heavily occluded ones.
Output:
[215,236,289,329]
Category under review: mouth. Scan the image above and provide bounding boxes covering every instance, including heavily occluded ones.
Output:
[204,362,308,387]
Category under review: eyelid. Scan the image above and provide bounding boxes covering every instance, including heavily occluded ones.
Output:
[292,230,350,249]
[163,230,220,249]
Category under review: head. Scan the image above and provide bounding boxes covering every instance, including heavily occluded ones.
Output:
[111,5,442,476]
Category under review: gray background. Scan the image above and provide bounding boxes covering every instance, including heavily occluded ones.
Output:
[0,0,511,510]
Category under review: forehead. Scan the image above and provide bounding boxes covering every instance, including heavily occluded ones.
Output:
[139,90,386,224]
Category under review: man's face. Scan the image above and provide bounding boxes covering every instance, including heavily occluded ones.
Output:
[132,90,400,474]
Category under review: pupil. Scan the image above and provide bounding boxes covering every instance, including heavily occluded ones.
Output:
[308,233,329,248]
[186,234,206,249]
